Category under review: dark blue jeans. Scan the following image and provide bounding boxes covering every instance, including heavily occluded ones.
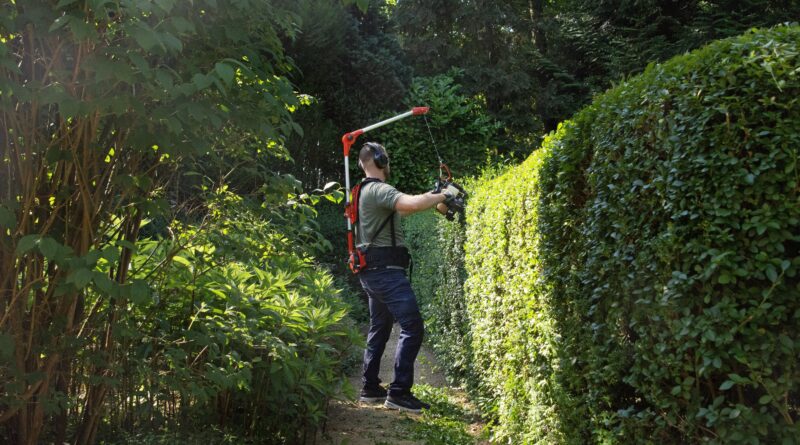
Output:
[359,268,424,396]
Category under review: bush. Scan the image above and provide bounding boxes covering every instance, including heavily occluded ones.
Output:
[2,189,363,444]
[131,191,361,442]
[405,205,472,385]
[372,71,500,193]
[406,25,800,444]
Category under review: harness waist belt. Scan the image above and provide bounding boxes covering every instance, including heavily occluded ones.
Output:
[362,246,410,269]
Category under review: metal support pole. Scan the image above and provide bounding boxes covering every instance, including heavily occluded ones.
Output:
[342,107,429,268]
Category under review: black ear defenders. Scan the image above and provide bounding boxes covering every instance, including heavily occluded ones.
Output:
[364,142,389,169]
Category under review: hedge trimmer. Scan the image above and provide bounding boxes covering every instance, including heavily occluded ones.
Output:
[341,107,467,273]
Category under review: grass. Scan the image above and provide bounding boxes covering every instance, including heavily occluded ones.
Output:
[400,384,487,445]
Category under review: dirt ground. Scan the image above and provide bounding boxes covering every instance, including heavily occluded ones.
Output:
[317,323,484,445]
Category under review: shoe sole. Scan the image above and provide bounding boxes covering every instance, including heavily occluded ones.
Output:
[359,396,386,404]
[383,399,422,414]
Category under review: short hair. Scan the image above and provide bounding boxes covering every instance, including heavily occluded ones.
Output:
[358,145,374,165]
[358,142,387,167]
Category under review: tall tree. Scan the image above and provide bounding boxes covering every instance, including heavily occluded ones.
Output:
[276,0,413,188]
[392,0,800,149]
[0,1,298,443]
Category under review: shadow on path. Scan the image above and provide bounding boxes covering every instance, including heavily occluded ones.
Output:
[318,323,485,445]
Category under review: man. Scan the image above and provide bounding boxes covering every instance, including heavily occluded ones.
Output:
[354,141,460,413]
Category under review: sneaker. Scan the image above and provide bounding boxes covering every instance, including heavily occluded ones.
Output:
[359,385,387,403]
[383,392,430,413]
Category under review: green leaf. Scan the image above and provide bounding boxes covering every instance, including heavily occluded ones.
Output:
[59,98,80,118]
[93,271,115,295]
[38,237,60,260]
[170,17,196,34]
[68,268,93,289]
[172,255,192,268]
[0,206,14,228]
[758,394,773,404]
[154,0,177,13]
[49,15,71,32]
[16,235,40,256]
[192,73,213,90]
[728,373,748,383]
[719,380,734,390]
[323,191,344,204]
[766,265,778,283]
[129,280,150,304]
[215,62,234,85]
[161,33,183,53]
[68,18,96,40]
[130,24,161,52]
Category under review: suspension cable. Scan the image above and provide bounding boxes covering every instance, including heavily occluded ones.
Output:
[423,114,444,178]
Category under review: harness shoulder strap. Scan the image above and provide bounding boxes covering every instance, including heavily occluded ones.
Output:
[371,212,396,246]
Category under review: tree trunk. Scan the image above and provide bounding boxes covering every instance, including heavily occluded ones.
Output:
[529,0,547,53]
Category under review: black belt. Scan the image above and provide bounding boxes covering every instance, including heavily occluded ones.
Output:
[363,246,410,270]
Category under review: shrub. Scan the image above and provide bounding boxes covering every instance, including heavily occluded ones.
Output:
[372,71,500,193]
[405,204,472,386]
[101,191,362,443]
[407,25,800,444]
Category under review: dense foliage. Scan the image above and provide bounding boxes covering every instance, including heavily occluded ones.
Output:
[3,0,799,443]
[98,191,360,443]
[276,0,412,189]
[393,0,800,148]
[406,25,800,443]
[373,72,499,193]
[0,1,359,444]
[404,202,471,384]
[272,0,800,187]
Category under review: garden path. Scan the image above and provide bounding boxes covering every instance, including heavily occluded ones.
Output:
[318,323,486,445]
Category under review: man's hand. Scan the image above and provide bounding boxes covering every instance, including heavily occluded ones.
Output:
[441,183,462,203]
[435,181,466,220]
[398,180,465,217]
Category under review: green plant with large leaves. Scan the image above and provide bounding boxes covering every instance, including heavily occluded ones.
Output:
[0,1,317,444]
[95,189,361,443]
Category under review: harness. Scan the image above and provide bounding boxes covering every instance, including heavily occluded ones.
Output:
[345,178,410,274]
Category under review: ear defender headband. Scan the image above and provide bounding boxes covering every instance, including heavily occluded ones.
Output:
[364,142,389,169]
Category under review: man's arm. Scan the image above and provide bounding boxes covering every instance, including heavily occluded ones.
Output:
[395,192,448,217]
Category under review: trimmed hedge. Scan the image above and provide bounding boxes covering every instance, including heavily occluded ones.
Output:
[405,186,473,386]
[406,25,800,444]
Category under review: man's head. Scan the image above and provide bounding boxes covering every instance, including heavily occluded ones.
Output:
[358,142,390,179]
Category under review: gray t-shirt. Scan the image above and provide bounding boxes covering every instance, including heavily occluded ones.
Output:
[357,181,404,248]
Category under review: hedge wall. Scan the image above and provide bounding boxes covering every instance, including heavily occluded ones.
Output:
[406,25,800,444]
